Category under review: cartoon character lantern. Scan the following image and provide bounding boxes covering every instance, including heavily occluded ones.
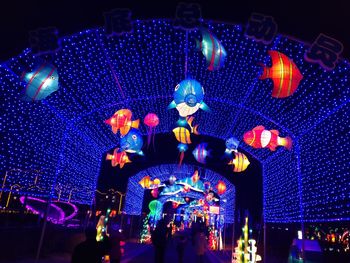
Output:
[120,128,144,155]
[168,78,210,117]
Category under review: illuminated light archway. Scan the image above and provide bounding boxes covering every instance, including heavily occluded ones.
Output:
[124,164,235,223]
[0,19,348,223]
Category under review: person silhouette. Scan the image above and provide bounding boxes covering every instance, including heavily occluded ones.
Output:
[151,219,168,263]
[71,227,103,263]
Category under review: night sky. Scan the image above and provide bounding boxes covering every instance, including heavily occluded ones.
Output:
[0,0,349,61]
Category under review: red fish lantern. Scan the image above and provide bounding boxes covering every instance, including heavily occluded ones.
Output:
[105,109,140,135]
[216,181,226,195]
[243,125,292,151]
[259,50,303,98]
[143,113,159,149]
[172,202,179,209]
[106,148,131,168]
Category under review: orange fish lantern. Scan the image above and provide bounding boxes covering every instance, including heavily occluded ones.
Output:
[139,176,152,189]
[228,152,250,172]
[191,170,200,183]
[216,181,226,195]
[105,109,140,135]
[106,148,131,168]
[259,50,303,98]
[243,125,292,151]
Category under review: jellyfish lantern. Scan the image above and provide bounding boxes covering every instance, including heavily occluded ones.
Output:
[143,113,159,149]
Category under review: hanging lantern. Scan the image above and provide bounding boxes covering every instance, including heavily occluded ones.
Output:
[143,113,159,149]
[216,181,226,195]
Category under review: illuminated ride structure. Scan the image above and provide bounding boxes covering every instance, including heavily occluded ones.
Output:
[0,18,349,258]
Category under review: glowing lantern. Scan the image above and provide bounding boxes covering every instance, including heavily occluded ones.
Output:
[143,113,159,148]
[216,181,226,195]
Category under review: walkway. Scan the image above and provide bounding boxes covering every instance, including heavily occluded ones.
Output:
[126,240,212,263]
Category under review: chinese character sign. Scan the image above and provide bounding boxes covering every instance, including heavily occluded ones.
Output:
[245,13,277,44]
[174,2,202,30]
[29,27,60,55]
[305,33,343,71]
[104,9,133,36]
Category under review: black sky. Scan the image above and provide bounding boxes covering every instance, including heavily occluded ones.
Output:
[0,0,349,61]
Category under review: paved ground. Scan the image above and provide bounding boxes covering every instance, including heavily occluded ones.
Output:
[127,240,213,263]
[10,240,226,263]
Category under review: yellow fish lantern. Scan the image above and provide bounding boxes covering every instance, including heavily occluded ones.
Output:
[139,176,152,189]
[172,127,192,144]
[228,152,250,172]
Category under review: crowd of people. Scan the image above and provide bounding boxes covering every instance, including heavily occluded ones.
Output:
[71,221,124,263]
[71,218,209,263]
[151,218,208,263]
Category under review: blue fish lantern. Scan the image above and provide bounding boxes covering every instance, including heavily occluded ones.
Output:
[196,28,227,71]
[168,78,210,117]
[21,63,59,101]
[225,137,239,155]
[120,128,144,155]
[192,143,210,164]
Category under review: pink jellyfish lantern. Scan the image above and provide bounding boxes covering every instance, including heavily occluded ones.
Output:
[143,113,159,148]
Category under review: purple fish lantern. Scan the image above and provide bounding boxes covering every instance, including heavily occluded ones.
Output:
[21,63,59,101]
[192,143,210,164]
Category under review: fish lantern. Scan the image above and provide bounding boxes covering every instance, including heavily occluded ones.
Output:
[143,113,159,148]
[139,176,152,189]
[173,117,199,165]
[106,148,131,168]
[120,128,144,155]
[259,50,303,98]
[225,137,239,155]
[168,78,210,117]
[198,199,205,206]
[169,175,177,184]
[105,109,140,136]
[21,63,59,101]
[196,28,227,71]
[191,170,200,183]
[216,181,226,195]
[192,143,210,164]
[228,152,250,172]
[243,125,292,151]
[172,202,179,209]
[185,197,190,203]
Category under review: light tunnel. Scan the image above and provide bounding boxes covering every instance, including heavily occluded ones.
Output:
[0,19,349,225]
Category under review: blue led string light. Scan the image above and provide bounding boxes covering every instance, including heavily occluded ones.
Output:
[0,20,348,222]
